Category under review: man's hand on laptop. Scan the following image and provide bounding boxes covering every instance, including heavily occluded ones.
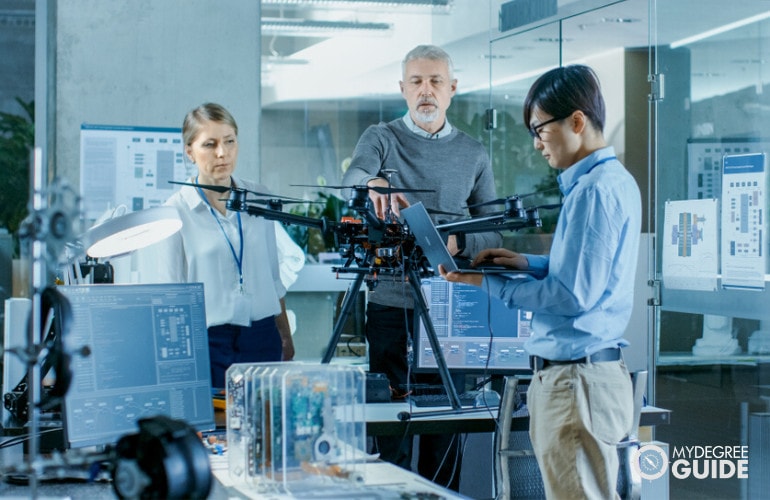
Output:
[439,264,484,286]
[440,248,529,285]
[472,248,528,270]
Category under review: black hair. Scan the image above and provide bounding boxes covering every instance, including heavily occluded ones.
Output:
[523,65,605,133]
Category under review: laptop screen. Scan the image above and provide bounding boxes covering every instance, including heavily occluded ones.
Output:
[59,283,215,448]
[402,202,457,275]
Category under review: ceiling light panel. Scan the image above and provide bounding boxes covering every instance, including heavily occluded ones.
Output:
[262,0,451,7]
[261,18,392,36]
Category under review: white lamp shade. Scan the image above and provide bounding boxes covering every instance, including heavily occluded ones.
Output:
[84,206,182,259]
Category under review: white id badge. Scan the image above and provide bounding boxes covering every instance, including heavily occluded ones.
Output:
[231,292,252,325]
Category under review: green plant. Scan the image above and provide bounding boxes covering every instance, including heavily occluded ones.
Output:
[287,191,351,257]
[450,105,560,233]
[0,98,34,255]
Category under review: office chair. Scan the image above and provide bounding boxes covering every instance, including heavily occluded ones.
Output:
[494,376,544,500]
[616,370,648,500]
[494,370,648,500]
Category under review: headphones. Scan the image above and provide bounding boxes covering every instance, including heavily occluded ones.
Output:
[111,415,212,499]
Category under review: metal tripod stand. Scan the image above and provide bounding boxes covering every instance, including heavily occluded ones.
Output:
[320,257,463,410]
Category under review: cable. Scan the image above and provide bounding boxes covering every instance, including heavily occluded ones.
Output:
[430,432,468,489]
[345,334,366,357]
[0,427,62,450]
[478,271,502,430]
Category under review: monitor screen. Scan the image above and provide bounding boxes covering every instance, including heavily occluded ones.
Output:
[58,283,215,448]
[415,278,532,374]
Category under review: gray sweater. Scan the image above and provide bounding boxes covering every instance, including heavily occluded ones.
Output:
[342,118,502,308]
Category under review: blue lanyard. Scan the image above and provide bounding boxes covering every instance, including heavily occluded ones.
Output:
[196,177,244,291]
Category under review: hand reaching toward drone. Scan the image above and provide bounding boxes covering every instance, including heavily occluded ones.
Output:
[367,177,410,219]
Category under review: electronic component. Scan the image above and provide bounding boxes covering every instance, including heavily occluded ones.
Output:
[226,362,366,496]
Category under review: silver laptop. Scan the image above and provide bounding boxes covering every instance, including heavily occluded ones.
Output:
[402,202,519,276]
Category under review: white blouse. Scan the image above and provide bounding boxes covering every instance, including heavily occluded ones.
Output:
[138,177,285,328]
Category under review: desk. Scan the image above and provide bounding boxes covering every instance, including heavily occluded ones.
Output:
[216,403,670,438]
[365,402,671,436]
[658,351,770,367]
[212,456,468,499]
[2,404,669,498]
[0,440,466,500]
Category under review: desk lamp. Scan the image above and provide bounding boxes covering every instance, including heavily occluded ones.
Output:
[82,205,182,259]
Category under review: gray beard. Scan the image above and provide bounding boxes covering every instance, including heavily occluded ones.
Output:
[415,107,439,123]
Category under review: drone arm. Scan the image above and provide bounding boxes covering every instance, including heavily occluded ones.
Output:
[242,205,327,231]
[436,213,507,234]
[436,210,542,236]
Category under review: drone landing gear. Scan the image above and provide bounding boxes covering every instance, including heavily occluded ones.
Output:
[321,262,467,416]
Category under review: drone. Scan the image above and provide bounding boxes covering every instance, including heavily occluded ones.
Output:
[437,193,561,235]
[171,179,550,282]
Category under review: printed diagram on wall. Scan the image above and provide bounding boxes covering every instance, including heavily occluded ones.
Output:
[80,124,191,220]
[721,152,767,291]
[663,199,719,291]
[686,139,770,200]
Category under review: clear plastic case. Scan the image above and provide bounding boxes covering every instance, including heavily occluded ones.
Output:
[226,362,367,495]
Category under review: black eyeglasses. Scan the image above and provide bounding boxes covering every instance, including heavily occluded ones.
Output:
[528,115,567,140]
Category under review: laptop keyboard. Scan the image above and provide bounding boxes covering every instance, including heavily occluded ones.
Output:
[409,392,479,407]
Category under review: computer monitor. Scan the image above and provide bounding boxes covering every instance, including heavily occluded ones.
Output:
[414,278,532,374]
[58,283,215,448]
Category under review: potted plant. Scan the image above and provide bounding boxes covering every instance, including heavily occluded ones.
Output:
[0,98,34,257]
[287,191,351,259]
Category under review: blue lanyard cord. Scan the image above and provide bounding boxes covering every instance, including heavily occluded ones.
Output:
[196,178,244,288]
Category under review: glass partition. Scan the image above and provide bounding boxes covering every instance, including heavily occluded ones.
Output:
[487,1,650,244]
[486,0,655,384]
[654,2,770,498]
[251,2,770,494]
[9,0,770,495]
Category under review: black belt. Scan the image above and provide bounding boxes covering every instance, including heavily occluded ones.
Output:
[529,347,621,371]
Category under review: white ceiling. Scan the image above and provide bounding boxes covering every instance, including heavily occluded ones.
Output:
[260,0,770,108]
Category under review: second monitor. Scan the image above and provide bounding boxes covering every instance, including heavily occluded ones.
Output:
[414,278,532,374]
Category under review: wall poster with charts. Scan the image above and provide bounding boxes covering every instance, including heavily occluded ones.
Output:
[80,124,191,220]
[662,198,719,291]
[720,152,767,291]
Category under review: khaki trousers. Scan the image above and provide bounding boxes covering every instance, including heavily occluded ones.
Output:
[528,360,633,500]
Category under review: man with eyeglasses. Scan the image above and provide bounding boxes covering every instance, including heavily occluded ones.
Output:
[441,65,641,499]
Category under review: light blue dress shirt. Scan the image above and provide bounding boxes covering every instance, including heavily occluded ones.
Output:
[485,146,642,360]
[402,112,453,139]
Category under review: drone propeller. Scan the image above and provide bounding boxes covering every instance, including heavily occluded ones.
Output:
[168,181,307,204]
[219,198,318,206]
[465,187,561,209]
[252,198,317,205]
[536,203,562,210]
[170,180,231,193]
[169,180,287,199]
[427,208,463,218]
[291,183,433,195]
[466,197,513,209]
[479,202,562,219]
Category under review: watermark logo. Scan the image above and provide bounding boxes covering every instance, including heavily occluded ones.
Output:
[632,444,669,480]
[632,444,749,481]
[670,445,749,480]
